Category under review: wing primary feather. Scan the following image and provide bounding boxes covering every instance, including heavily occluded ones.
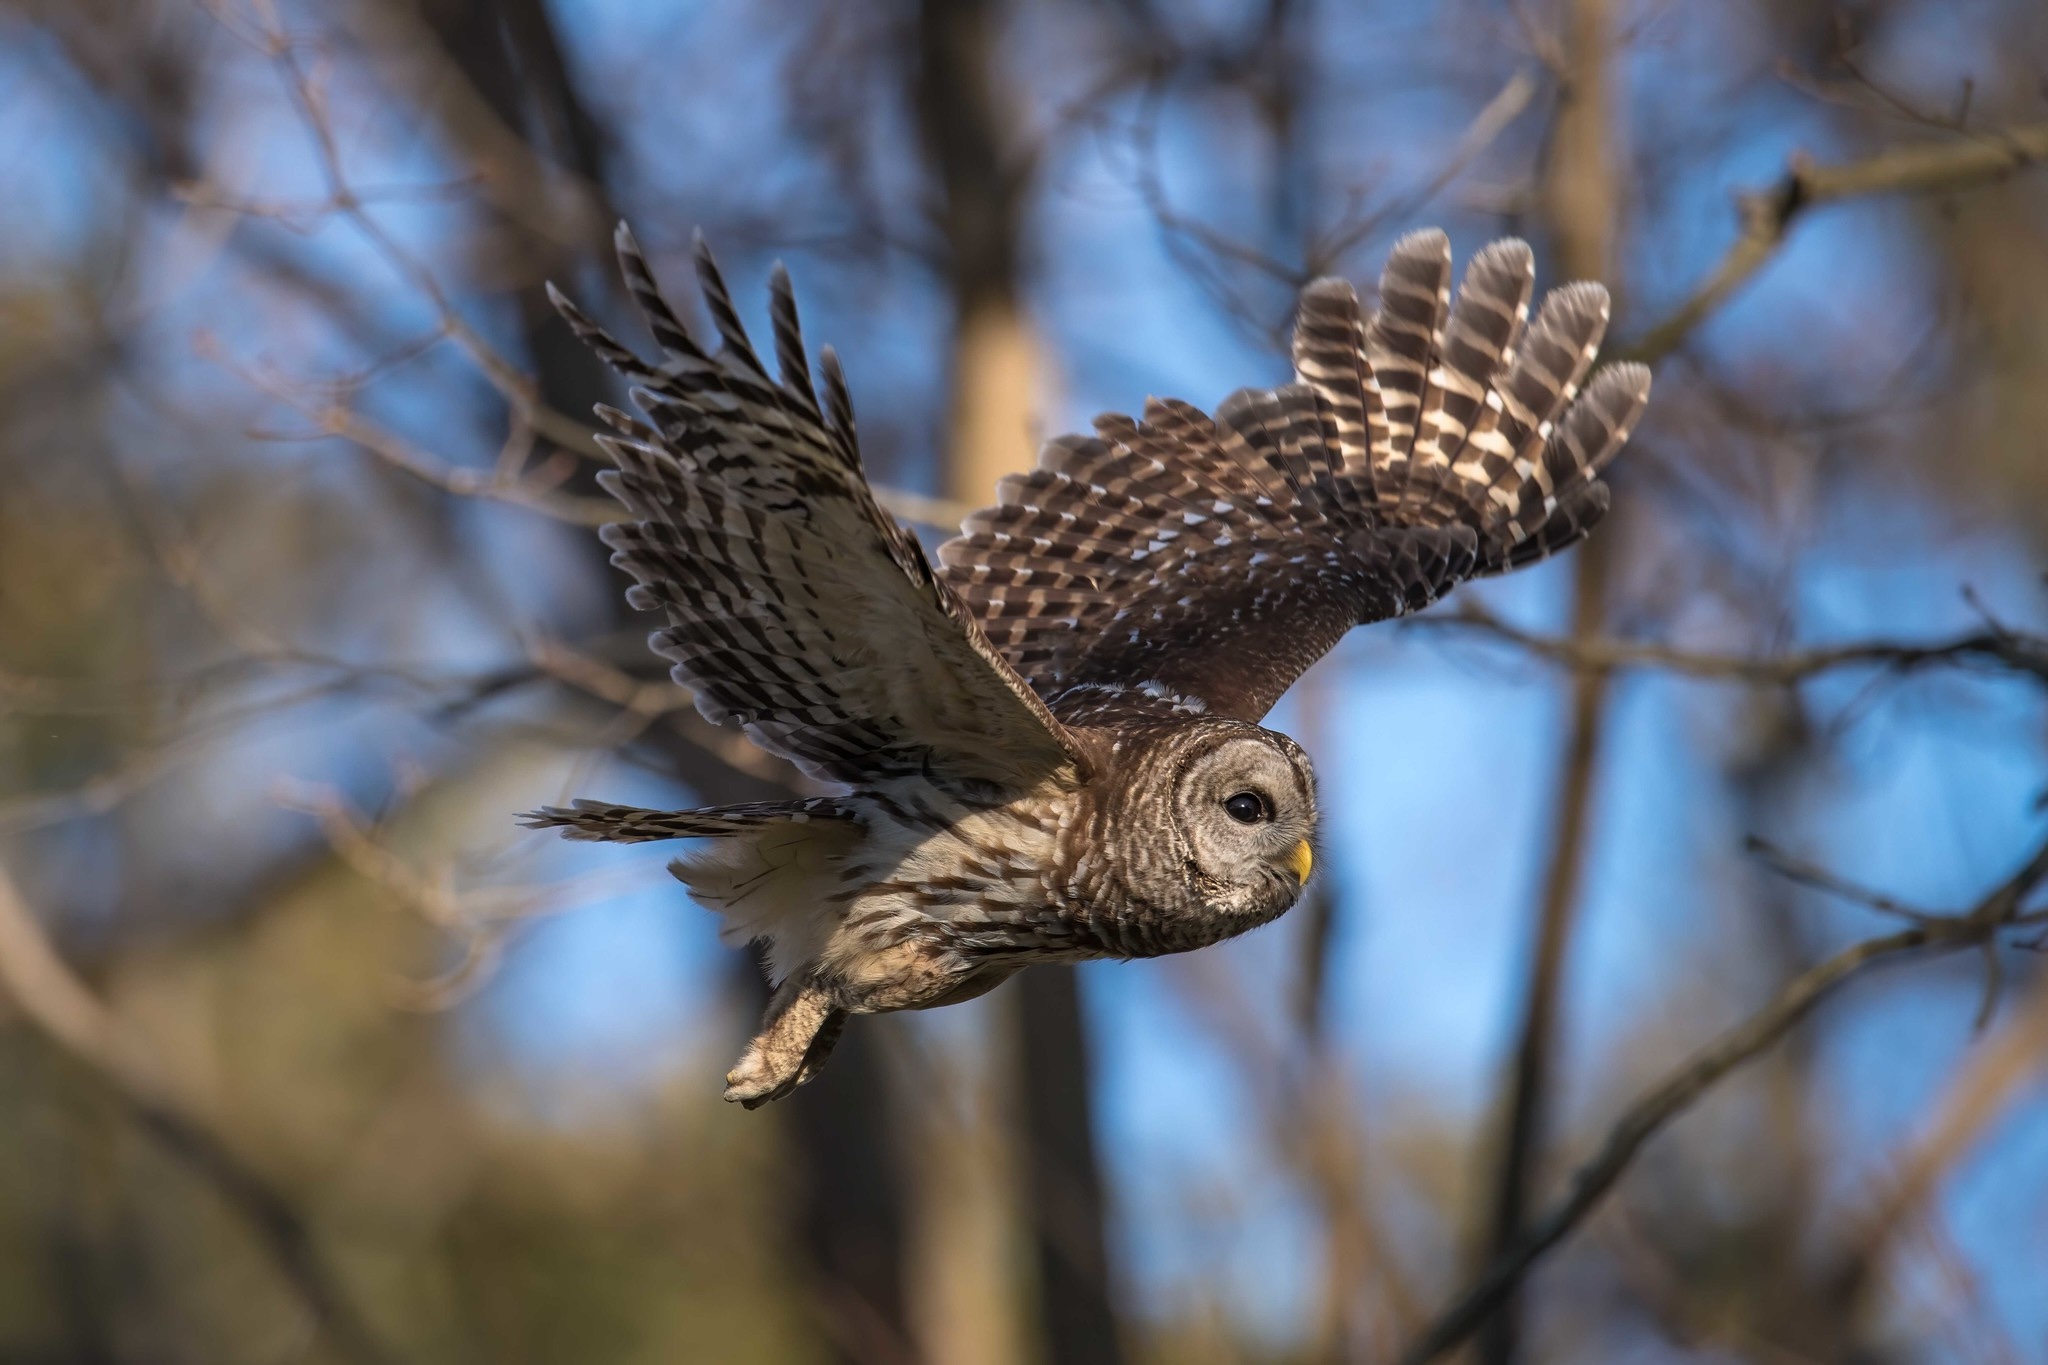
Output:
[1369,227,1451,482]
[1290,276,1385,515]
[767,263,822,422]
[818,345,860,471]
[593,402,660,442]
[520,797,848,843]
[1430,238,1533,472]
[546,282,656,384]
[612,222,708,363]
[691,228,772,381]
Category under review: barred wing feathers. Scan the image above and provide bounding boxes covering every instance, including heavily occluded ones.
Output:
[553,226,1080,790]
[940,230,1650,724]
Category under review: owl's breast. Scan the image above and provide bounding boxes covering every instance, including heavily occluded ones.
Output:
[825,780,1081,964]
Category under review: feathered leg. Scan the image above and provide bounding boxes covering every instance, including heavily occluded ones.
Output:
[724,971,846,1108]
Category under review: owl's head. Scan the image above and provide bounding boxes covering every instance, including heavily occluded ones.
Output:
[1158,721,1318,925]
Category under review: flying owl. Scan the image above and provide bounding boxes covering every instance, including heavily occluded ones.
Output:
[524,225,1650,1107]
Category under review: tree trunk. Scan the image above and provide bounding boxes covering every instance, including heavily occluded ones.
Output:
[912,2,1125,1363]
[406,5,919,1359]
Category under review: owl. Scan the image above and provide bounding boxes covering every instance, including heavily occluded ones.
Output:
[524,225,1650,1107]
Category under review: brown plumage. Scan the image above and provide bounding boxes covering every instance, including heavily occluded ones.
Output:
[522,225,1652,1106]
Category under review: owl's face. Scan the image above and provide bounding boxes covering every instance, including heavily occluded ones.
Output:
[1163,723,1317,925]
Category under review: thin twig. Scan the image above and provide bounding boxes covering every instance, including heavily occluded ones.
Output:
[1832,956,2048,1307]
[213,339,616,526]
[1747,837,1939,925]
[1313,68,1540,268]
[1420,600,2048,687]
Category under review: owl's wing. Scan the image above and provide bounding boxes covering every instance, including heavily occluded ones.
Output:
[551,226,1081,789]
[938,230,1651,725]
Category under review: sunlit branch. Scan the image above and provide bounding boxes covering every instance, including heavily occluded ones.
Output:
[1627,121,2048,364]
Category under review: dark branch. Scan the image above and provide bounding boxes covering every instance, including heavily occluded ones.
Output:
[1627,121,2048,364]
[1397,831,2048,1365]
[1419,600,2048,688]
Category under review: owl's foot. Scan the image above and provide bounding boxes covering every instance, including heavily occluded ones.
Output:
[724,974,847,1108]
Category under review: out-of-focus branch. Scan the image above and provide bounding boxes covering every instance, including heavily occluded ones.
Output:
[1828,953,2048,1308]
[1538,0,1617,285]
[1274,672,1423,1357]
[1131,62,1539,345]
[1745,838,1939,925]
[245,17,599,458]
[1628,121,2048,364]
[1476,536,1610,1365]
[1476,2,1617,1359]
[341,0,612,251]
[235,332,974,533]
[198,10,978,538]
[0,859,405,1365]
[214,339,616,526]
[1419,599,2048,686]
[1313,69,1539,270]
[1166,941,1426,1353]
[1399,831,2048,1365]
[272,779,662,1008]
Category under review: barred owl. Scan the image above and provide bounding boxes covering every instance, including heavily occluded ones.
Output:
[524,225,1650,1107]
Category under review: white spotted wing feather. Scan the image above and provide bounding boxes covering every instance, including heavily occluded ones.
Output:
[940,230,1651,723]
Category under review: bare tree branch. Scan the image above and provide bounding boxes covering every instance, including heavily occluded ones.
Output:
[1417,599,2048,687]
[0,858,406,1365]
[1628,121,2048,364]
[1827,952,2048,1309]
[1399,830,2048,1365]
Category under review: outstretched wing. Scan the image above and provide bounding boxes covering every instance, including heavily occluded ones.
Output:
[552,225,1080,790]
[938,230,1651,725]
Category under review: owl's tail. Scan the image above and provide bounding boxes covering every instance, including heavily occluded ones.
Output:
[522,796,856,984]
[517,796,848,842]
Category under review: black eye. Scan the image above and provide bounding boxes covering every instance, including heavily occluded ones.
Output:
[1223,792,1265,824]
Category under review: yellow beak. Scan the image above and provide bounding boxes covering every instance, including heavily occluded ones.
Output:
[1287,839,1313,884]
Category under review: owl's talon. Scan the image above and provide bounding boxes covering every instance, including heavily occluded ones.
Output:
[722,1057,790,1107]
[721,976,847,1108]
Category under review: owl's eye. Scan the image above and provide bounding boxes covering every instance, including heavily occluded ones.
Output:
[1223,791,1266,824]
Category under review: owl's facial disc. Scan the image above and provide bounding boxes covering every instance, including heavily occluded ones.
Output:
[1171,728,1317,908]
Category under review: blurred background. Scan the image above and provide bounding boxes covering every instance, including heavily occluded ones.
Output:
[4,0,2048,1361]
